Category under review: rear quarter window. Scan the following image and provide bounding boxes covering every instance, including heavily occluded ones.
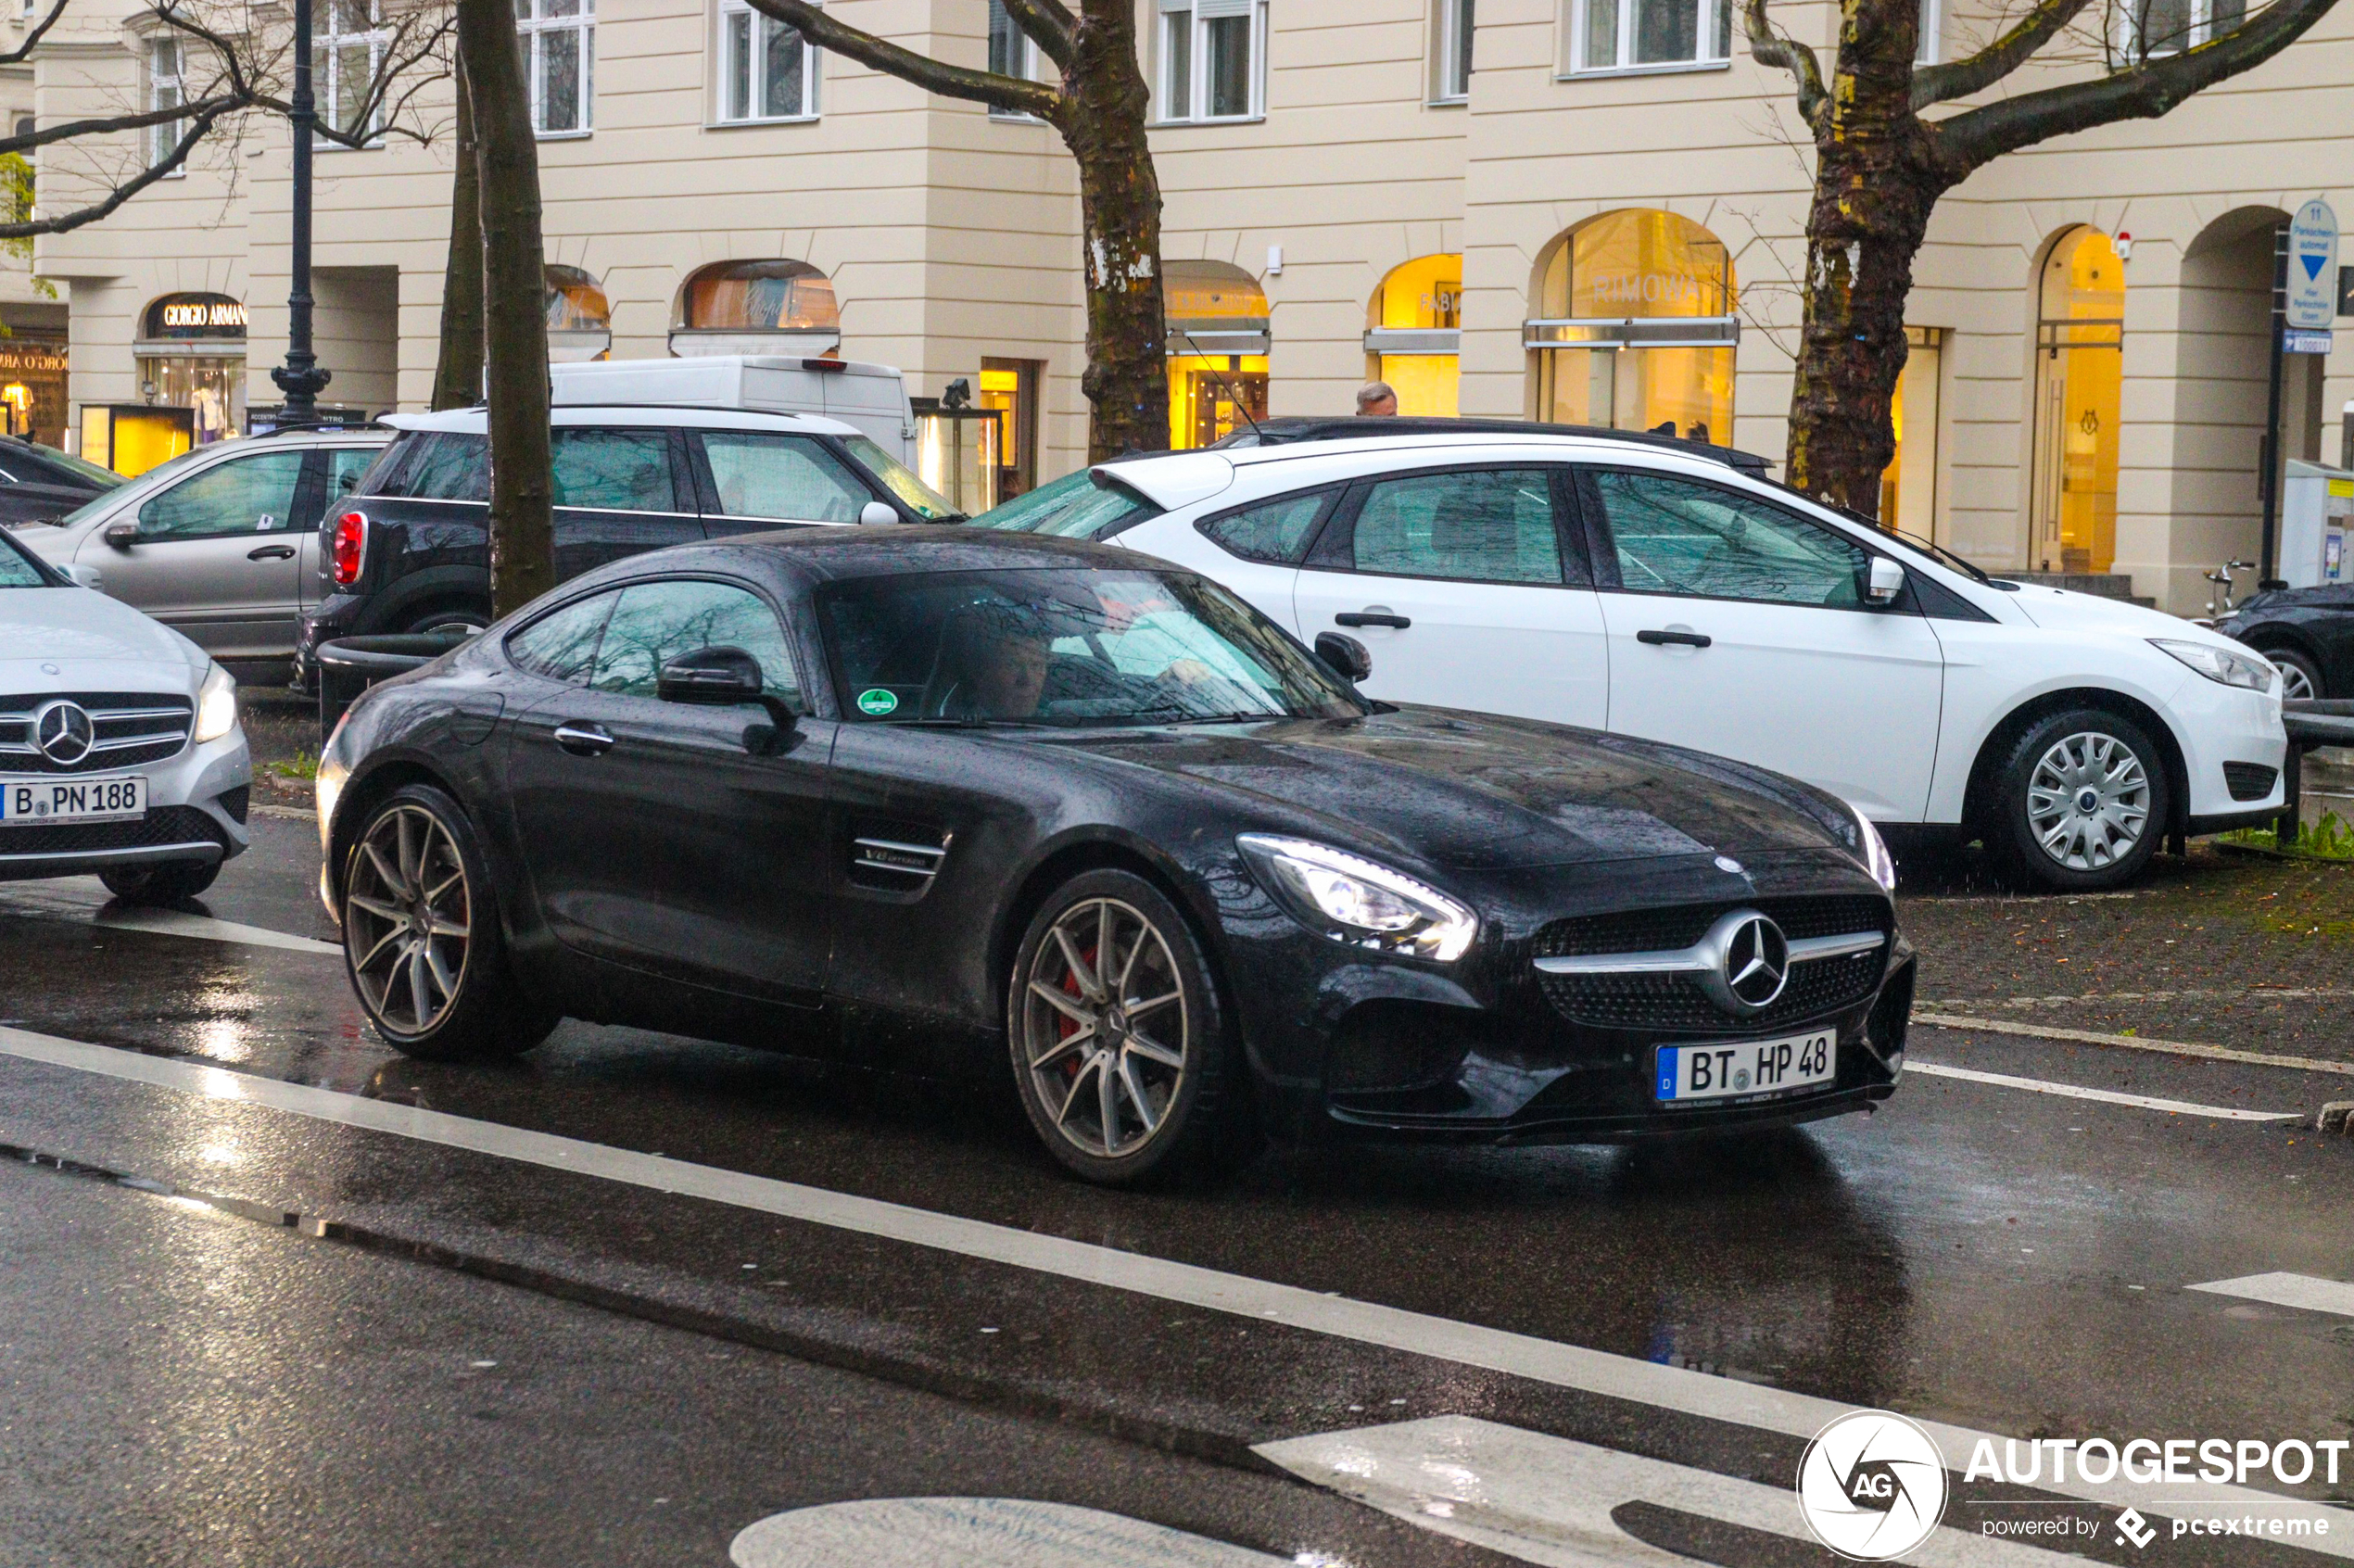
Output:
[369,432,489,502]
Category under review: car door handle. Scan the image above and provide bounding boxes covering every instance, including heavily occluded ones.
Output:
[552,721,614,756]
[247,544,297,561]
[1335,611,1411,629]
[1636,629,1713,649]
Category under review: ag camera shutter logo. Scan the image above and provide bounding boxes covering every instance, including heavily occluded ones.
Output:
[1797,1410,1950,1560]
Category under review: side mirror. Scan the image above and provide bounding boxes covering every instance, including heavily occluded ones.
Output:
[657,645,765,705]
[103,521,141,551]
[1865,557,1905,606]
[857,500,900,526]
[1313,630,1373,683]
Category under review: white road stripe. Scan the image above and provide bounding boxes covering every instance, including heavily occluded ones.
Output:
[1258,1415,2069,1568]
[1905,1061,2304,1122]
[0,1020,2344,1547]
[0,879,339,955]
[2187,1271,2354,1319]
[729,1498,1283,1568]
[1916,1013,2354,1079]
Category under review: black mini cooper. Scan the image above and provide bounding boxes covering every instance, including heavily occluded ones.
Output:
[317,530,1914,1183]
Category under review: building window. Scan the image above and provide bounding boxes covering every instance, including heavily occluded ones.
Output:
[1527,209,1737,442]
[315,0,390,144]
[146,36,184,168]
[2128,0,2242,57]
[1436,0,1473,100]
[517,0,594,136]
[987,0,1040,117]
[719,0,815,121]
[1367,254,1462,414]
[1158,0,1266,122]
[1915,0,1937,59]
[1568,0,1728,71]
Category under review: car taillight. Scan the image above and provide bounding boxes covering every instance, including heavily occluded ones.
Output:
[331,510,367,588]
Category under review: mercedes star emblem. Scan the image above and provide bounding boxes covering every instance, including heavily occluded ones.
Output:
[32,699,95,766]
[1695,908,1791,1015]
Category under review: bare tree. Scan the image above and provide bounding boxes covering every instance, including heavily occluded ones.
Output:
[741,0,1168,461]
[429,63,483,411]
[1749,0,2338,516]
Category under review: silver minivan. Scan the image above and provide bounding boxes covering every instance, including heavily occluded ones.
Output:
[10,426,390,682]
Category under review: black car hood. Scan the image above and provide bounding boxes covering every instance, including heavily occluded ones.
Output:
[1027,706,1855,871]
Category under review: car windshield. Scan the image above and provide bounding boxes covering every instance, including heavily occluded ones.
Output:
[43,445,213,529]
[967,468,1160,539]
[15,444,125,489]
[840,434,963,522]
[819,566,1368,727]
[0,527,55,586]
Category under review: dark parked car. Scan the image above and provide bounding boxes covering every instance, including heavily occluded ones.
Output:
[0,435,123,525]
[294,404,962,686]
[316,530,1913,1183]
[2215,586,2354,700]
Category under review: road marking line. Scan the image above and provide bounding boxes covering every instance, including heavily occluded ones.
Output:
[1916,1013,2354,1078]
[1259,1415,2068,1568]
[1905,1061,2303,1122]
[1921,990,2354,1007]
[730,1498,1283,1568]
[0,881,339,955]
[2187,1272,2354,1319]
[0,1019,2343,1546]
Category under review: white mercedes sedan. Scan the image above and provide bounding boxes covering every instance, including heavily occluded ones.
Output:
[0,524,252,903]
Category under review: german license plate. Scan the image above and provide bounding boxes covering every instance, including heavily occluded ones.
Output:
[0,776,146,824]
[1654,1030,1835,1104]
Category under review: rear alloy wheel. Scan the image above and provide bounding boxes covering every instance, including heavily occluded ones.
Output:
[99,858,220,905]
[1985,709,2171,892]
[400,605,490,638]
[2269,648,2322,702]
[1008,870,1238,1184]
[343,783,554,1060]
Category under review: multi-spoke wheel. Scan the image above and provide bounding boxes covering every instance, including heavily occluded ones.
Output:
[2269,648,2322,702]
[1985,709,2170,892]
[1007,869,1240,1184]
[342,783,556,1060]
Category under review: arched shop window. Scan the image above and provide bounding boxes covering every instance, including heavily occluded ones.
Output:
[1526,210,1734,444]
[1164,259,1269,449]
[672,259,841,355]
[1365,254,1461,417]
[2031,226,2125,574]
[129,291,247,454]
[545,264,613,362]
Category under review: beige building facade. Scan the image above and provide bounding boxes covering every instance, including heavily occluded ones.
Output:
[25,0,2354,610]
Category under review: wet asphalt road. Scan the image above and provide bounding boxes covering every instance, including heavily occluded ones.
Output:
[6,748,2354,1564]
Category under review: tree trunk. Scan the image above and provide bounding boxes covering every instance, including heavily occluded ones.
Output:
[1060,0,1169,462]
[428,65,483,412]
[456,0,552,618]
[1782,0,1953,519]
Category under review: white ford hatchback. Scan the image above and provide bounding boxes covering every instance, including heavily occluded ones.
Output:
[987,428,2286,891]
[0,524,252,902]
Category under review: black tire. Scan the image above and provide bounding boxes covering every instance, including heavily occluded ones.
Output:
[99,858,220,904]
[2265,647,2324,702]
[399,603,491,638]
[342,782,556,1061]
[1006,868,1245,1186]
[1982,707,2171,892]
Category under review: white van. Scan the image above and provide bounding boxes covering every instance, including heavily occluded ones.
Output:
[550,355,918,463]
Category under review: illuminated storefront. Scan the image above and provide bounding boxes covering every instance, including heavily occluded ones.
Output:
[0,336,68,449]
[1879,326,1944,538]
[131,291,247,449]
[2031,227,2125,574]
[1165,260,1269,449]
[1525,210,1735,444]
[545,264,614,361]
[1365,254,1461,416]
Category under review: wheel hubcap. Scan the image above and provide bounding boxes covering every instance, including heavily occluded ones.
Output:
[2026,731,2152,871]
[346,804,473,1034]
[1019,897,1187,1158]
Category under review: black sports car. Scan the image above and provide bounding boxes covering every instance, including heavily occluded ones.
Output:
[317,529,1914,1183]
[2214,585,2354,700]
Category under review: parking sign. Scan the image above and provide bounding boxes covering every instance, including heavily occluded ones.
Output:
[2287,198,2339,329]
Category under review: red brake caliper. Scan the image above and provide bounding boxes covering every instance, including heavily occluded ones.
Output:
[1057,949,1095,1089]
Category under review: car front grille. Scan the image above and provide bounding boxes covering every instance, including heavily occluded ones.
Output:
[1532,895,1892,1034]
[2223,761,2279,803]
[0,804,227,858]
[0,691,195,775]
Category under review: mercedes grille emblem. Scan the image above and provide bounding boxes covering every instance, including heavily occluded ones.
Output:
[31,699,95,766]
[1696,908,1791,1015]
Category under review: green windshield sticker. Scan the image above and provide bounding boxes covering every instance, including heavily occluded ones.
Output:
[856,689,900,716]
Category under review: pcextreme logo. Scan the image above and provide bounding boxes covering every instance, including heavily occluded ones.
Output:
[1797,1410,1951,1561]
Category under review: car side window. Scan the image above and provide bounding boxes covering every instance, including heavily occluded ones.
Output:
[388,433,491,502]
[1348,469,1564,585]
[551,428,679,512]
[695,433,867,523]
[136,449,308,542]
[1588,469,1869,608]
[589,579,803,707]
[1199,489,1329,564]
[324,447,377,504]
[506,590,615,685]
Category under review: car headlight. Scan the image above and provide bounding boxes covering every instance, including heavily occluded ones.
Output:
[193,663,239,743]
[1236,833,1477,962]
[1846,802,1898,891]
[2151,638,2274,692]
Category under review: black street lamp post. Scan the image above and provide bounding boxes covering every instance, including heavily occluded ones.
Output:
[271,0,331,424]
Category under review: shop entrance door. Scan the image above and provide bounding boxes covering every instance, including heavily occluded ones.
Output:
[2030,229,2125,574]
